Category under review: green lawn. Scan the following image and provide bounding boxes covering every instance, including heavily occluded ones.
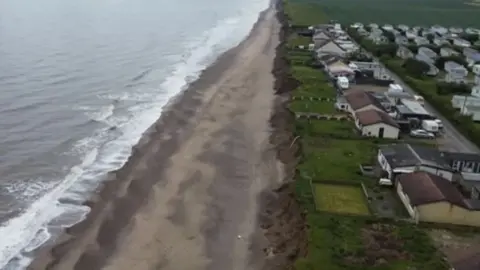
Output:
[314,183,370,215]
[289,0,480,27]
[295,118,358,138]
[289,99,336,114]
[285,1,329,26]
[298,138,375,183]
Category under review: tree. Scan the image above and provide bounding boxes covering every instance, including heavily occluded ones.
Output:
[403,58,430,78]
[435,56,468,70]
[373,43,398,58]
[436,82,470,95]
[382,30,396,43]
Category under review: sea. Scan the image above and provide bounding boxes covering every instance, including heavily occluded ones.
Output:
[0,0,270,268]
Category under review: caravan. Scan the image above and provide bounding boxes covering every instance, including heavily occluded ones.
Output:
[336,76,349,90]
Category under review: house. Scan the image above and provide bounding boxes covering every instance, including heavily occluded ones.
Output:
[385,91,414,105]
[454,38,471,47]
[433,37,449,46]
[397,46,414,59]
[396,171,480,226]
[460,104,480,121]
[377,143,453,181]
[476,76,480,86]
[382,24,394,32]
[418,47,438,59]
[431,25,448,35]
[326,61,355,80]
[354,109,399,138]
[440,47,459,57]
[397,24,409,32]
[442,152,480,179]
[313,30,332,44]
[372,35,388,45]
[444,61,468,83]
[315,40,347,58]
[344,89,385,115]
[463,48,480,67]
[405,30,417,40]
[369,23,379,29]
[466,27,480,35]
[357,28,369,36]
[450,27,464,34]
[396,99,433,120]
[350,22,364,29]
[414,36,430,46]
[451,95,480,110]
[473,64,480,75]
[395,36,409,46]
[349,61,381,71]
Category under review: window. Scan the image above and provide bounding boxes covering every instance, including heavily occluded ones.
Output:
[452,160,461,171]
[463,161,474,173]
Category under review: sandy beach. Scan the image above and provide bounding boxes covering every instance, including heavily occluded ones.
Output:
[28,2,290,270]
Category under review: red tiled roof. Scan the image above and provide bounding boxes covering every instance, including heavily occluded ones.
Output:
[397,171,468,208]
[355,109,399,128]
[345,90,383,111]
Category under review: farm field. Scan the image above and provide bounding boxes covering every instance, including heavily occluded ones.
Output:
[313,183,370,215]
[288,0,480,27]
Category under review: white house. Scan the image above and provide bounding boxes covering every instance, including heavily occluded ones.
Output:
[451,95,480,109]
[397,46,414,59]
[431,25,448,35]
[405,30,417,39]
[449,27,464,34]
[433,37,449,46]
[463,48,480,67]
[377,144,454,181]
[418,47,438,59]
[444,61,468,83]
[354,109,399,139]
[414,37,430,46]
[460,105,480,121]
[440,47,459,57]
[382,24,394,32]
[454,38,471,47]
[397,24,409,32]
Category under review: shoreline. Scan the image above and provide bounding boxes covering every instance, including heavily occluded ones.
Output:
[27,2,289,270]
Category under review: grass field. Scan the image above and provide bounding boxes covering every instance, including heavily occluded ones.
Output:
[313,183,370,215]
[295,118,358,138]
[298,138,375,183]
[288,0,480,27]
[289,99,336,114]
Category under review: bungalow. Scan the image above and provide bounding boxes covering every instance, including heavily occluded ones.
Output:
[418,47,438,59]
[396,171,480,226]
[344,89,385,115]
[454,38,471,48]
[397,46,414,59]
[442,151,480,178]
[414,36,430,46]
[395,36,409,46]
[433,37,449,46]
[451,95,480,110]
[354,109,399,138]
[444,61,468,84]
[460,104,480,122]
[377,143,453,181]
[431,25,448,35]
[397,24,409,32]
[405,30,417,40]
[315,40,347,58]
[372,35,389,45]
[313,30,332,44]
[463,48,480,67]
[326,61,355,80]
[449,27,464,34]
[382,24,394,32]
[440,47,459,57]
[349,61,381,72]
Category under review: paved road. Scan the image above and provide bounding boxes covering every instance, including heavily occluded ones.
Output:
[379,62,480,153]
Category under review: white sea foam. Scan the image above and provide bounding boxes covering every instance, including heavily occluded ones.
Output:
[0,0,270,268]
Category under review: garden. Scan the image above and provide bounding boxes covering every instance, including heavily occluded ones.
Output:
[313,183,370,215]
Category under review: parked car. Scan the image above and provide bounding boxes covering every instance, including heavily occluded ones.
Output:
[410,129,435,139]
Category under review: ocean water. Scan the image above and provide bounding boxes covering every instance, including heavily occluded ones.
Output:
[0,0,270,268]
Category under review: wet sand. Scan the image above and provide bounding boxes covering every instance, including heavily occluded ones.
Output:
[29,3,283,270]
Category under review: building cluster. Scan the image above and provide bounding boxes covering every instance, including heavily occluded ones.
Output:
[352,23,480,84]
[302,23,480,229]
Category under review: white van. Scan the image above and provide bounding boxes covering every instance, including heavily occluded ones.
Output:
[337,76,349,90]
[414,95,425,106]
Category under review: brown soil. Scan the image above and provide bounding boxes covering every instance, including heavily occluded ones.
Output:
[345,223,411,266]
[259,1,308,269]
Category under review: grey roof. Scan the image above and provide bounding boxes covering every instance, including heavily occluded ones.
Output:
[379,143,452,170]
[442,152,480,163]
[397,99,430,116]
[385,91,413,99]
